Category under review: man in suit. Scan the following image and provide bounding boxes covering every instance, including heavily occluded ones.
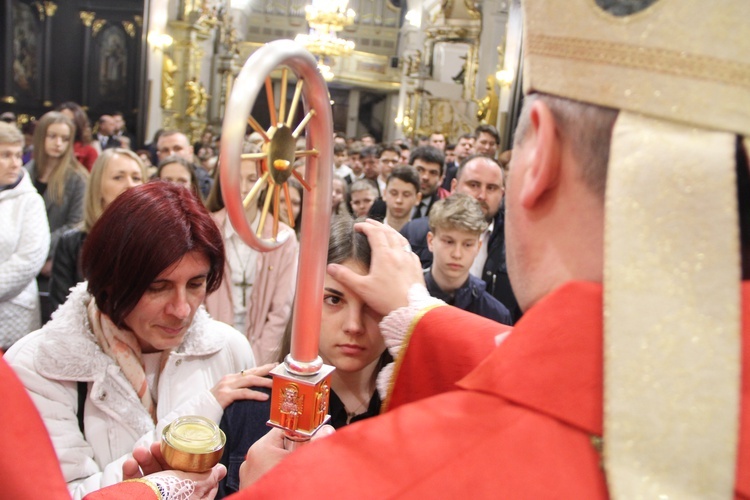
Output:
[441,133,474,190]
[156,130,213,199]
[96,115,121,150]
[410,145,450,219]
[474,124,500,159]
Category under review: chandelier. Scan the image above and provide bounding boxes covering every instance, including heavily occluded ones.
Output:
[305,0,355,32]
[295,0,356,80]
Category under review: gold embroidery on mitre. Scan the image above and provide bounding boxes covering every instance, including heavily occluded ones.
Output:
[603,112,740,499]
[528,34,750,89]
[522,0,750,136]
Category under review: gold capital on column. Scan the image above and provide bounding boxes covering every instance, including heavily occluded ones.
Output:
[80,11,95,28]
[92,19,107,37]
[122,21,136,38]
[43,1,57,17]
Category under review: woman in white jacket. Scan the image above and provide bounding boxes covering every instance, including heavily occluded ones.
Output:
[6,182,274,498]
[0,122,50,350]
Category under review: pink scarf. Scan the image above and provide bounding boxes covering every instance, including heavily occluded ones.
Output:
[87,300,170,423]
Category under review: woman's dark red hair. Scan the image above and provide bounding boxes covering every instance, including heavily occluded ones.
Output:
[82,182,224,329]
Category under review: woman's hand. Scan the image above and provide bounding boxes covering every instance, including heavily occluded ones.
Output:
[210,363,276,409]
[123,441,170,479]
[327,219,424,316]
[123,441,226,499]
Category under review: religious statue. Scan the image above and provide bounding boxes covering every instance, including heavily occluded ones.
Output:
[161,55,178,110]
[279,384,303,432]
[452,55,468,85]
[476,74,498,125]
[185,78,201,117]
[198,82,210,118]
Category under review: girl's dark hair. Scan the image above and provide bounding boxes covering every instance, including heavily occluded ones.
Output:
[82,182,225,329]
[155,155,202,201]
[326,215,371,268]
[275,214,371,362]
[57,101,90,143]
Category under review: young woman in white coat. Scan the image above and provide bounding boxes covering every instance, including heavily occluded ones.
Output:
[5,182,274,498]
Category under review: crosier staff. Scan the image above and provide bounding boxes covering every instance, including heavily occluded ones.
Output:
[220,40,334,449]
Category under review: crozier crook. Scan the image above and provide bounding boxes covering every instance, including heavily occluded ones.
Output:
[220,40,334,446]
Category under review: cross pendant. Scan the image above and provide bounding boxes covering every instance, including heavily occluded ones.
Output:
[234,273,252,308]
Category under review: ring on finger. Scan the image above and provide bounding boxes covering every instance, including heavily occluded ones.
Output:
[402,243,412,253]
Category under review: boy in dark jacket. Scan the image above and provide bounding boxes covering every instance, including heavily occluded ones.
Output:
[425,193,512,325]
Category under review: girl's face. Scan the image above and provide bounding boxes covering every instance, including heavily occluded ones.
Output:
[44,122,72,159]
[100,154,144,208]
[240,158,259,200]
[279,186,302,225]
[318,259,385,373]
[159,162,191,188]
[331,179,345,210]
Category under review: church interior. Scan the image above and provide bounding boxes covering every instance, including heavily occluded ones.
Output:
[0,0,521,149]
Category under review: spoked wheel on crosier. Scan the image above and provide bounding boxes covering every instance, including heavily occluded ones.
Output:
[238,67,321,238]
[219,40,335,447]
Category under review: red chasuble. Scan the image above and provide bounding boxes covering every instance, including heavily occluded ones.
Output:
[0,356,70,499]
[238,281,750,498]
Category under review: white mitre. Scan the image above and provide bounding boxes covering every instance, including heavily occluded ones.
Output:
[522,0,748,498]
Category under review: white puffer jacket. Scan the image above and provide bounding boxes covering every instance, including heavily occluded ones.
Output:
[0,170,49,348]
[5,282,255,499]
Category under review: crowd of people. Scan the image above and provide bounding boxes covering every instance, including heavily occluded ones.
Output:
[1,0,748,497]
[0,93,519,499]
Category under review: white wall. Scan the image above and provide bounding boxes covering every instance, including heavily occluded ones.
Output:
[143,0,172,143]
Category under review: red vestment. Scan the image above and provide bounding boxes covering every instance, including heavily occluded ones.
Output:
[0,355,70,499]
[0,355,154,499]
[3,282,748,498]
[238,281,750,498]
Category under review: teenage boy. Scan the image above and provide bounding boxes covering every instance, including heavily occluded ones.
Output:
[425,193,512,324]
[382,165,421,231]
[333,142,353,181]
[347,142,365,182]
[377,144,402,195]
[349,180,378,217]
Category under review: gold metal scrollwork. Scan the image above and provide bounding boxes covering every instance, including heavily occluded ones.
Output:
[92,19,107,37]
[463,0,481,19]
[133,15,143,27]
[122,21,136,38]
[1,96,16,104]
[80,11,95,28]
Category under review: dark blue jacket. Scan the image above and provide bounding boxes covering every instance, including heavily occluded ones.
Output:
[424,271,513,325]
[402,204,522,322]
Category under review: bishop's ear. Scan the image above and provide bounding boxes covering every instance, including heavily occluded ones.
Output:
[518,100,563,209]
